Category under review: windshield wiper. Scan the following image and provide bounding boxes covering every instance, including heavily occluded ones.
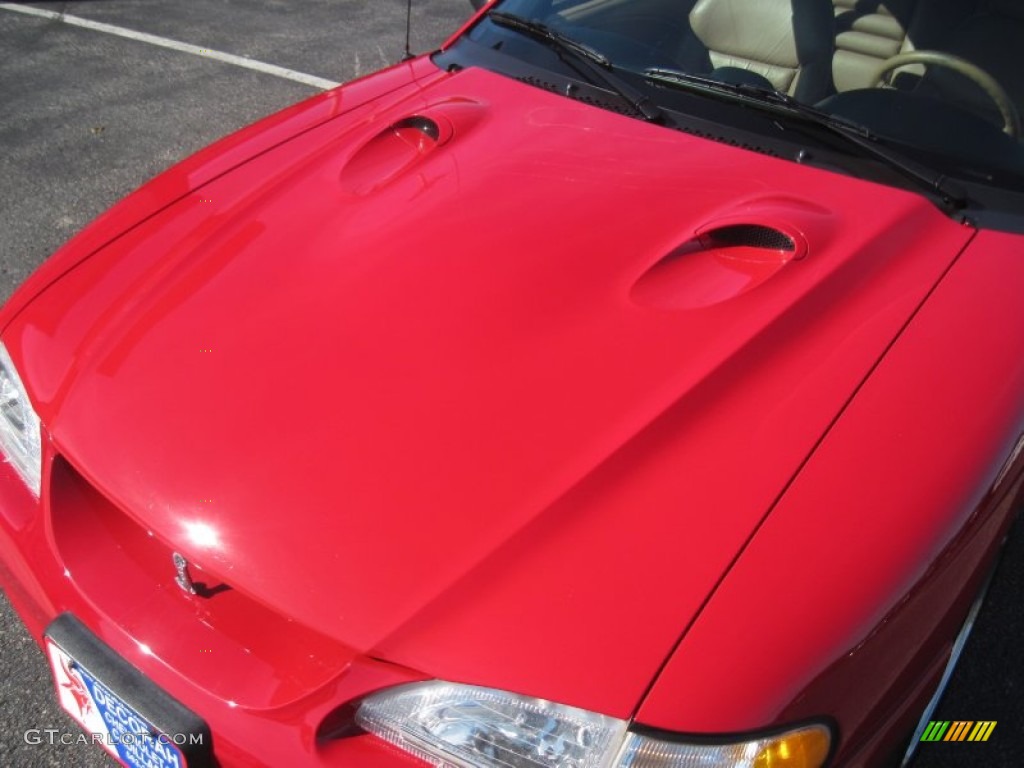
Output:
[643,67,970,213]
[487,11,663,122]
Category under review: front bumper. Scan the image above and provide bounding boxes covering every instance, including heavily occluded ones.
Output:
[0,448,428,767]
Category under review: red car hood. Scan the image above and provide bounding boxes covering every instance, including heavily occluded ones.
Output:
[10,66,973,718]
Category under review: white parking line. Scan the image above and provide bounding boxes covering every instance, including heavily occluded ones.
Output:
[0,2,341,90]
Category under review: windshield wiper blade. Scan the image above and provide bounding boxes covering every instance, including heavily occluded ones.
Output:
[778,98,970,212]
[488,11,663,122]
[643,67,969,212]
[644,67,749,95]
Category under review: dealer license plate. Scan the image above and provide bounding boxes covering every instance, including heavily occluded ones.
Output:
[44,614,211,768]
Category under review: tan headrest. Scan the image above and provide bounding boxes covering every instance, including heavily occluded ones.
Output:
[690,0,800,67]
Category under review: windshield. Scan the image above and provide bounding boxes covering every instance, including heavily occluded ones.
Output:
[444,0,1024,217]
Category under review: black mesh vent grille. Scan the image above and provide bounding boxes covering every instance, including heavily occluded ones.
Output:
[703,224,794,251]
[678,127,781,158]
[518,75,560,92]
[517,76,635,115]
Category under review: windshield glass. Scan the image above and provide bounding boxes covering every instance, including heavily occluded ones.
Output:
[450,0,1024,212]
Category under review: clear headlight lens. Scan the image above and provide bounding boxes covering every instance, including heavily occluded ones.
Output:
[0,342,42,496]
[356,682,627,768]
[356,682,831,768]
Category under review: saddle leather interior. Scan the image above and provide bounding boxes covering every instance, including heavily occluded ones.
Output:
[688,0,836,100]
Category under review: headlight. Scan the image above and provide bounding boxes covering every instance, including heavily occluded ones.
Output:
[0,342,42,496]
[355,682,831,768]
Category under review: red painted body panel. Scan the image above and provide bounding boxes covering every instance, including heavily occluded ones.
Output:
[637,229,1024,762]
[0,36,1020,768]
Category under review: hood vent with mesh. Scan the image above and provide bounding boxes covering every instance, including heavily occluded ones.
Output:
[700,224,795,252]
[631,221,807,310]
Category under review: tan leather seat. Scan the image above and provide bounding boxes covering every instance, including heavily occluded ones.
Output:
[688,0,836,101]
[832,0,919,92]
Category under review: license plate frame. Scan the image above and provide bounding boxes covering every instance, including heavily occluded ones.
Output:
[44,613,212,768]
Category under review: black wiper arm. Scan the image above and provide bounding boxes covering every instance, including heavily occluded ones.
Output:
[488,11,663,122]
[643,67,969,213]
[490,11,609,66]
[778,97,970,213]
[644,67,749,95]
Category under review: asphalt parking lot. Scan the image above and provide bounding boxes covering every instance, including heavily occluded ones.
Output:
[0,1,1022,766]
[1,3,470,765]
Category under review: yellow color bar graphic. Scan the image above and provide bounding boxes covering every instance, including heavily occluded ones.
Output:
[967,721,997,742]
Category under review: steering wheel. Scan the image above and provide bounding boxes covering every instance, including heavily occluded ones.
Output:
[872,50,1020,137]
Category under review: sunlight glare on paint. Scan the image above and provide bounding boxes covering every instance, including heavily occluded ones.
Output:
[183,520,221,549]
